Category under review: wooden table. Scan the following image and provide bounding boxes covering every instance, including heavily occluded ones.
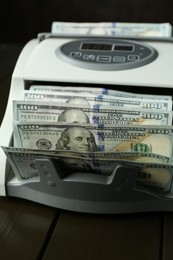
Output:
[0,43,173,260]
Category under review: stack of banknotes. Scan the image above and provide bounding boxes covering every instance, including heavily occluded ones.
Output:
[2,84,173,194]
[51,21,172,37]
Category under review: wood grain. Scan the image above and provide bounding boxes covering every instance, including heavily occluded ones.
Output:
[0,197,59,259]
[162,213,173,260]
[43,211,162,260]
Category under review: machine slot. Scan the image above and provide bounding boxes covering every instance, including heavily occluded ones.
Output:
[25,80,173,97]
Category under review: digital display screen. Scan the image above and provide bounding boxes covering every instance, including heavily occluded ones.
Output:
[81,43,112,51]
[114,45,133,51]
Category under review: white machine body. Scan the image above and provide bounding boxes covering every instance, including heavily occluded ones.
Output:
[23,37,173,87]
[0,34,173,213]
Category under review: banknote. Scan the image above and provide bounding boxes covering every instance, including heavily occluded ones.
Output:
[13,100,172,126]
[13,122,173,158]
[2,146,173,192]
[24,91,172,111]
[3,146,173,163]
[29,85,172,100]
[51,22,172,37]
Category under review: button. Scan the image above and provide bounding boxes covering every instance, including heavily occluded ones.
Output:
[128,55,140,61]
[113,56,125,63]
[96,55,111,63]
[82,54,95,61]
[47,180,56,187]
[43,171,51,177]
[70,52,82,58]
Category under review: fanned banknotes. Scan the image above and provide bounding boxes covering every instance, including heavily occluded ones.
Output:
[2,146,173,193]
[9,85,173,192]
[23,91,172,111]
[13,100,172,125]
[13,122,173,158]
[29,85,172,100]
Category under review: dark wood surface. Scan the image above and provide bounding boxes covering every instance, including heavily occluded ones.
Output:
[0,44,173,260]
[42,211,162,260]
[0,197,58,260]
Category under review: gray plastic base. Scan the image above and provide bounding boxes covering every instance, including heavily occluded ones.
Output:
[6,159,173,214]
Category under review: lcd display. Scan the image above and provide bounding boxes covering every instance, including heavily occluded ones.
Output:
[114,45,134,51]
[81,43,112,51]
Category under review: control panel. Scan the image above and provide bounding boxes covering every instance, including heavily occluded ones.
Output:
[56,38,158,71]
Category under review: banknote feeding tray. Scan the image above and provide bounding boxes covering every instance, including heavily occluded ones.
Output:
[0,31,173,214]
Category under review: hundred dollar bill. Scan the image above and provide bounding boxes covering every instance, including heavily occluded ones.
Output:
[51,22,172,37]
[13,122,173,158]
[24,91,172,111]
[2,146,173,193]
[13,100,172,126]
[30,85,172,100]
[3,146,173,163]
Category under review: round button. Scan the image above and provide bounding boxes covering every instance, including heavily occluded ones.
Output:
[47,181,56,187]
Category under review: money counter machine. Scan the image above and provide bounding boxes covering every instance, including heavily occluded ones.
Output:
[1,24,173,214]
